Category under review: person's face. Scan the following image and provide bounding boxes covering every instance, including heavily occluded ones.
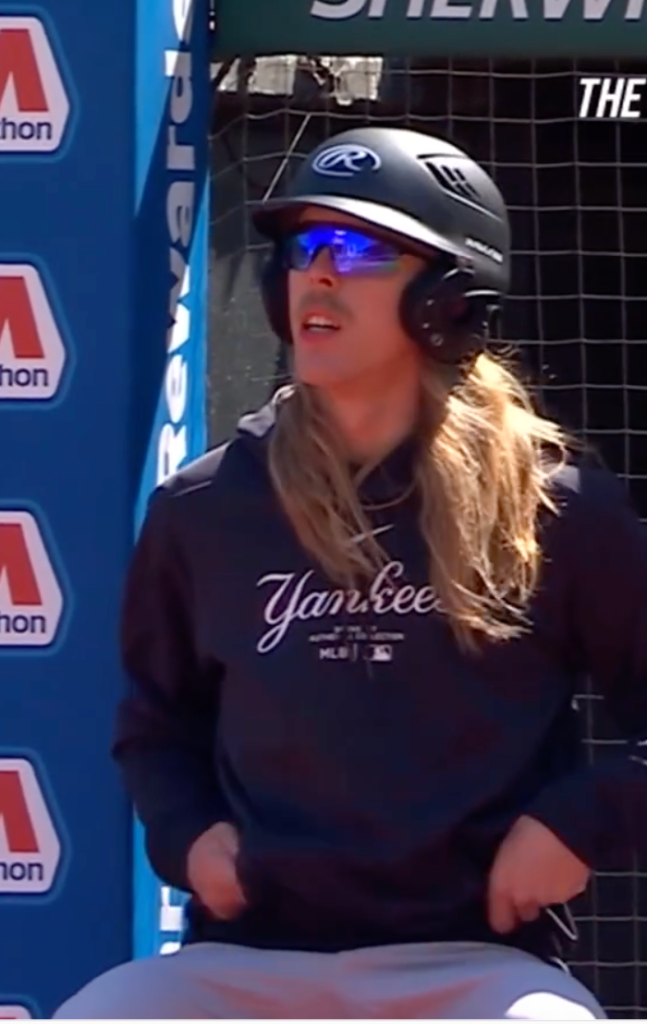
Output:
[286,208,429,390]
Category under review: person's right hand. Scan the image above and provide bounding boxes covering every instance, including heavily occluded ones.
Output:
[186,821,248,920]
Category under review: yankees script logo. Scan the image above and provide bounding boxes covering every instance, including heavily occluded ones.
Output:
[256,559,442,655]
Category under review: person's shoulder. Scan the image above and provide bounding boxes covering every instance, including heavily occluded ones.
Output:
[146,401,278,532]
[157,442,233,501]
[547,449,632,515]
[156,400,278,505]
[135,445,233,547]
[543,447,641,554]
[140,436,261,552]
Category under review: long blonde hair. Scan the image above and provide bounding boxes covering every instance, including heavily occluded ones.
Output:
[268,351,569,653]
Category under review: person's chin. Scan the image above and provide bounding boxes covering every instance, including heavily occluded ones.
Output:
[292,347,346,388]
[293,364,344,388]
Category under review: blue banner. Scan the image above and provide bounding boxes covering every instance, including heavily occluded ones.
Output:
[132,0,210,960]
[0,0,209,1013]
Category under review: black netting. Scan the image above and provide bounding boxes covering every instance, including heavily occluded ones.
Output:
[209,56,647,1017]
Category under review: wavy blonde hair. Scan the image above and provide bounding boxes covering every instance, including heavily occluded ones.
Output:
[268,351,570,652]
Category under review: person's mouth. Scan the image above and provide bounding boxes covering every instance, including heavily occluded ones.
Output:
[300,311,342,338]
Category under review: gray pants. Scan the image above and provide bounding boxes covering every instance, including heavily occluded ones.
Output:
[54,940,606,1019]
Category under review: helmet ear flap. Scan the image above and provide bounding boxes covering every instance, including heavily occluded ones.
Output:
[400,260,496,365]
[260,245,291,345]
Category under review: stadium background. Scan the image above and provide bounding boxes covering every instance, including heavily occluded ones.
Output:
[208,50,647,1017]
[2,2,646,1017]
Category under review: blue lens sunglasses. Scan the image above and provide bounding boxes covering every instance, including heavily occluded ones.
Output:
[282,225,403,276]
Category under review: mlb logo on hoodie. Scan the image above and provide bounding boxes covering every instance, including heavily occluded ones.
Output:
[367,643,393,662]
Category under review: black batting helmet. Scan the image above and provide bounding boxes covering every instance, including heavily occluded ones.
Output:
[253,127,511,365]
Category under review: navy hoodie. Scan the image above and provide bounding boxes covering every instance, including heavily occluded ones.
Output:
[113,400,647,961]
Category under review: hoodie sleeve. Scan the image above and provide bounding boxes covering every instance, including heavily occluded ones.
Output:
[112,486,229,892]
[527,464,647,868]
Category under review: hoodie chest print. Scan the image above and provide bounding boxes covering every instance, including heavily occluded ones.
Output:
[255,539,443,660]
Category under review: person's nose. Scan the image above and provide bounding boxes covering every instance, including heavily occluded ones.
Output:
[306,246,338,288]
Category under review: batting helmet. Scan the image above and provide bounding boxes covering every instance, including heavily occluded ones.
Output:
[253,127,511,365]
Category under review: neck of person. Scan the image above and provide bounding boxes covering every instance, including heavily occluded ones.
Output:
[316,359,423,465]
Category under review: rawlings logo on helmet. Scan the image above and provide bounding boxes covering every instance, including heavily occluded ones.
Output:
[311,143,382,178]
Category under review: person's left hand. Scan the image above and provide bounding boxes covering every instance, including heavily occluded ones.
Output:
[487,814,591,934]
